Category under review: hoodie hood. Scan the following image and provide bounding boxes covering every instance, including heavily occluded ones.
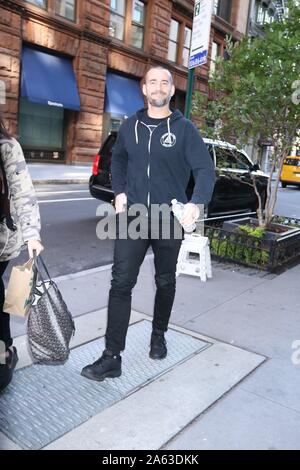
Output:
[134,108,183,145]
[135,108,183,122]
[111,106,216,207]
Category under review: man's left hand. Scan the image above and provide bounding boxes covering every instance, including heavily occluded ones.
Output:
[180,203,200,227]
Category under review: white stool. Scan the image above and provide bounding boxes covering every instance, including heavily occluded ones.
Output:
[176,233,212,282]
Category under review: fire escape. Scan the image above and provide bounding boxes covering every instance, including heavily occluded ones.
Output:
[261,0,288,22]
[273,0,287,22]
[249,0,288,37]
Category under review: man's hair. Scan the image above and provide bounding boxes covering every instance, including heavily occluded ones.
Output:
[144,66,174,85]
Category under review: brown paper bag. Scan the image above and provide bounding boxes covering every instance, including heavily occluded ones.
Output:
[4,259,35,317]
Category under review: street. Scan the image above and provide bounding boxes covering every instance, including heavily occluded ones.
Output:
[5,184,114,280]
[275,185,300,219]
[4,182,299,280]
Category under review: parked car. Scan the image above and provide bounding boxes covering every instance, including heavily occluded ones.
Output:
[280,155,300,188]
[89,131,269,219]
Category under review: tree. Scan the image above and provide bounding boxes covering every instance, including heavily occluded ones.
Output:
[192,0,300,227]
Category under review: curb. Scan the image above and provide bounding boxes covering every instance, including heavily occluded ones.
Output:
[33,178,90,185]
[52,253,154,283]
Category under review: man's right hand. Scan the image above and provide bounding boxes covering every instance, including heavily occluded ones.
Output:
[115,193,127,214]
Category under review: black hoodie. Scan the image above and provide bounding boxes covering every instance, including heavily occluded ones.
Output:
[111,108,216,207]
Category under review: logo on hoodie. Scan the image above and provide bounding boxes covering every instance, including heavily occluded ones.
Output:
[160,133,176,148]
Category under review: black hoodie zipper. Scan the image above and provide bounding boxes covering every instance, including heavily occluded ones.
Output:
[140,121,164,210]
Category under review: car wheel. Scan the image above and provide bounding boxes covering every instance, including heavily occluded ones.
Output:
[281,182,287,188]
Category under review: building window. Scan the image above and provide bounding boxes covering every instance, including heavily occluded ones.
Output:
[182,27,191,68]
[168,19,179,63]
[210,41,221,76]
[254,0,274,25]
[130,0,145,49]
[170,90,186,113]
[109,0,126,40]
[25,0,47,8]
[109,0,146,49]
[19,98,64,153]
[213,0,232,22]
[55,0,76,21]
[168,20,192,68]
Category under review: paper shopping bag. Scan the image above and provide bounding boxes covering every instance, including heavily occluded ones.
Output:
[3,259,35,317]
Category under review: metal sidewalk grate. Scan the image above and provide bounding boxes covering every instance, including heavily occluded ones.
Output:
[0,320,209,450]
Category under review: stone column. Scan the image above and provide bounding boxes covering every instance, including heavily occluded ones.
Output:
[70,37,108,163]
[0,5,22,135]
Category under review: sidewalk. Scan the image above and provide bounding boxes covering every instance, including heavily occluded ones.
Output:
[1,257,300,450]
[28,162,91,185]
[1,166,300,450]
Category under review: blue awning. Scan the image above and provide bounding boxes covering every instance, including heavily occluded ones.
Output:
[21,46,80,111]
[105,72,144,117]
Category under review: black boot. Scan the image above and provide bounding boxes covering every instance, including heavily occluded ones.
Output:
[149,330,167,360]
[81,349,122,382]
[0,347,18,393]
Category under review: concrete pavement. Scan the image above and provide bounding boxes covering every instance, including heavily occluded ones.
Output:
[28,162,91,185]
[1,256,300,450]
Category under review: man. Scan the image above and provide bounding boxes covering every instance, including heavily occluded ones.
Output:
[81,66,215,382]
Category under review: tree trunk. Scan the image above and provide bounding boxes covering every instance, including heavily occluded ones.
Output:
[265,148,289,226]
[264,156,277,227]
[251,176,264,227]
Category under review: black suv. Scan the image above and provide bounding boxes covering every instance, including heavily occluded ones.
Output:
[89,131,269,219]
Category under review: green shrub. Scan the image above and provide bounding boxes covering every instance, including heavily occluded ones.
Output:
[209,225,270,268]
[237,225,265,238]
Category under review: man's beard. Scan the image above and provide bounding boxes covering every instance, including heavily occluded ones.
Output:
[148,93,171,107]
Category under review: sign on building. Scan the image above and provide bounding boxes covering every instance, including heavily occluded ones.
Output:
[189,0,213,69]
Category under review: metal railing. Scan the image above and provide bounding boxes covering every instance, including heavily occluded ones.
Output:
[204,214,300,271]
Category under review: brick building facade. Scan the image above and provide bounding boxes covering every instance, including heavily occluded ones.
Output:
[0,0,250,164]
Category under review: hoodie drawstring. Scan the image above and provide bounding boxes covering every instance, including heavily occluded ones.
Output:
[135,120,139,144]
[167,117,171,144]
[135,116,172,145]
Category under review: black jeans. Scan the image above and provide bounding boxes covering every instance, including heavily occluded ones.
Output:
[105,214,183,355]
[0,261,11,350]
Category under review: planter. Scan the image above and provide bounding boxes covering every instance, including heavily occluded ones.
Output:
[222,217,300,241]
[205,215,300,271]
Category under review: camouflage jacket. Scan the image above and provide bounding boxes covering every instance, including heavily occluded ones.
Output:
[0,137,41,261]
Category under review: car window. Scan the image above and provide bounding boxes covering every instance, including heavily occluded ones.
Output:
[102,134,116,157]
[284,158,300,167]
[215,147,250,170]
[234,150,252,170]
[206,144,215,165]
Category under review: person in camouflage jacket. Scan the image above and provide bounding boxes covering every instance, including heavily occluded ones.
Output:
[0,112,43,393]
[0,137,42,260]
